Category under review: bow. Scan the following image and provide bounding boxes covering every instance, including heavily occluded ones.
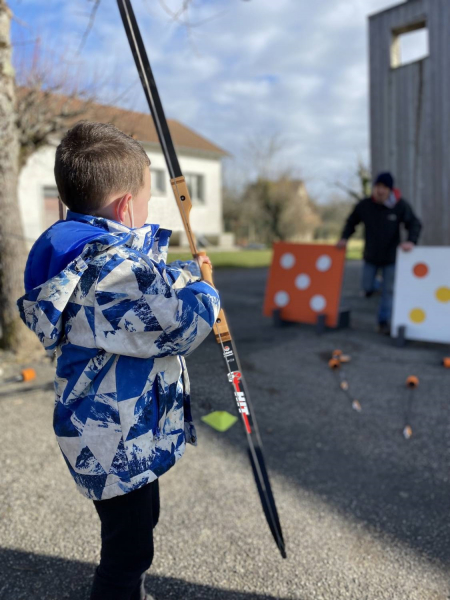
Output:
[117,0,286,559]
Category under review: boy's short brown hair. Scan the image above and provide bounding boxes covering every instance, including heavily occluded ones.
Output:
[54,121,151,214]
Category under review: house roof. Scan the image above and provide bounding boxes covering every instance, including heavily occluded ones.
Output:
[17,87,229,158]
[86,102,229,157]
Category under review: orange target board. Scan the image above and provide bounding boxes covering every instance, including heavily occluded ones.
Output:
[264,243,346,327]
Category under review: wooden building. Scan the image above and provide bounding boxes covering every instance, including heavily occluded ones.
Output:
[369,0,450,245]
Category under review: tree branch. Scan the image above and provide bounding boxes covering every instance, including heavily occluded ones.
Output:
[334,182,361,202]
[78,0,101,53]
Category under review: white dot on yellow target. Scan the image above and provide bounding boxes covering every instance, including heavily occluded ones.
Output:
[436,287,450,303]
[409,308,426,324]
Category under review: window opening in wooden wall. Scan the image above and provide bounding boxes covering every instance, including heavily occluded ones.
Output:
[391,22,429,68]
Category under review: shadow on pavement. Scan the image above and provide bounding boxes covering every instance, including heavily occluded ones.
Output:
[0,382,54,400]
[192,264,450,565]
[0,548,292,600]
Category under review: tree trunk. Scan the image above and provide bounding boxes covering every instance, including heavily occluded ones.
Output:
[0,1,41,356]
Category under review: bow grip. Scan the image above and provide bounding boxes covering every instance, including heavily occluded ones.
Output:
[197,251,214,286]
[197,251,231,343]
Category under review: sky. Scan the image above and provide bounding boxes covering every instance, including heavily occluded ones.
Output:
[10,0,413,201]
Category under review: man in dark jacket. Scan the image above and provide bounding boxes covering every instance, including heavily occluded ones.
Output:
[337,172,422,333]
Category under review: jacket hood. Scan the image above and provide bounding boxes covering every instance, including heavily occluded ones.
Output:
[18,212,171,351]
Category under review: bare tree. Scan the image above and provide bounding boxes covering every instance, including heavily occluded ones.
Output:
[79,0,250,52]
[0,16,95,354]
[0,0,41,354]
[223,132,321,245]
[244,132,287,180]
[336,160,372,203]
[315,195,357,241]
[244,175,320,245]
[78,0,197,54]
[278,177,321,242]
[16,88,95,169]
[78,0,101,53]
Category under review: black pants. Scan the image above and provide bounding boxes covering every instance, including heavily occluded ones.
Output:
[90,480,160,600]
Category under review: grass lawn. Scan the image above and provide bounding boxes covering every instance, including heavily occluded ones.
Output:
[168,249,273,268]
[345,239,364,260]
[168,239,363,269]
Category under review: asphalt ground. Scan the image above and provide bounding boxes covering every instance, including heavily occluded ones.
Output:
[1,261,450,600]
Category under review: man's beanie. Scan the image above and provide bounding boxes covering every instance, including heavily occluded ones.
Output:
[374,172,394,189]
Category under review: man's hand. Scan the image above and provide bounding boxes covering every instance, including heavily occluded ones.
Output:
[336,239,348,249]
[400,242,415,252]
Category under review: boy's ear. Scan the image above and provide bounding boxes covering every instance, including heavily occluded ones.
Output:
[115,193,133,223]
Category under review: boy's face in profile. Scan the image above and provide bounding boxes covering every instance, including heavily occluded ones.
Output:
[111,167,151,229]
[132,167,152,227]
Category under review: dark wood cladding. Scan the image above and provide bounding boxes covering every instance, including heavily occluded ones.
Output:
[369,0,450,245]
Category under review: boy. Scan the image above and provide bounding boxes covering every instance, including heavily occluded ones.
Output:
[18,121,220,600]
[337,172,421,333]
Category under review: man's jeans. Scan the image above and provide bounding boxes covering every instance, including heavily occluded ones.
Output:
[362,262,395,325]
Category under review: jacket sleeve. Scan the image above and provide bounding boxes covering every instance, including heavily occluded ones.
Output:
[402,201,422,244]
[165,259,201,289]
[94,255,220,359]
[341,203,361,240]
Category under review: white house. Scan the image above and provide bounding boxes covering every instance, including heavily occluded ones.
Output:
[18,101,230,248]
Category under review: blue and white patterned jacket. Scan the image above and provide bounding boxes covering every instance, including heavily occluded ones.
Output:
[18,212,220,500]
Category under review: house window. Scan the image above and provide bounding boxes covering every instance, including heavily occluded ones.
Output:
[185,173,205,204]
[151,168,166,196]
[43,186,61,229]
[391,22,429,68]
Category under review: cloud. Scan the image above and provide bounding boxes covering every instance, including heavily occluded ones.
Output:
[10,0,403,200]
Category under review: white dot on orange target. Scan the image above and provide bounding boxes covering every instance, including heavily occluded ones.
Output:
[274,291,290,307]
[280,253,295,269]
[310,294,326,312]
[316,255,332,272]
[295,273,311,290]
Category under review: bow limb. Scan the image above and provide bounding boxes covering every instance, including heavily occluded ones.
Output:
[170,175,231,343]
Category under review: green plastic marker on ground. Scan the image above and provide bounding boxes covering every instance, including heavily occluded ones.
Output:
[201,411,238,432]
